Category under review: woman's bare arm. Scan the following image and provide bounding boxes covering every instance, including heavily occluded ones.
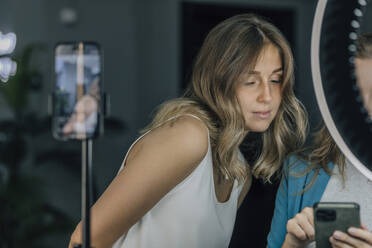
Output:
[68,116,209,248]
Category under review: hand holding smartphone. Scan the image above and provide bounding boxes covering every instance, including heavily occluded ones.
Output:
[314,202,360,248]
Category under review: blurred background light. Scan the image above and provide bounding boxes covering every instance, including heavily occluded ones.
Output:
[0,32,16,56]
[60,7,78,26]
[0,31,17,82]
[0,57,17,83]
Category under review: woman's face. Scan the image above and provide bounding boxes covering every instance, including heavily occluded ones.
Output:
[355,58,372,117]
[235,43,283,132]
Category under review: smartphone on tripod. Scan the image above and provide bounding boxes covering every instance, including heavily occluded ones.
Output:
[53,42,103,140]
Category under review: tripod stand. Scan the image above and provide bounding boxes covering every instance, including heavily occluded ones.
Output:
[52,41,108,248]
[81,139,93,248]
[72,139,93,248]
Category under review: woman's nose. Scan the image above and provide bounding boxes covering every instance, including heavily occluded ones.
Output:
[258,82,272,103]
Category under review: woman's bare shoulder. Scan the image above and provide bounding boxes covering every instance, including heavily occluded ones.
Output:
[126,115,209,172]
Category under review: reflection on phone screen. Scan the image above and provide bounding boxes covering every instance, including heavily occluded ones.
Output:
[54,43,101,140]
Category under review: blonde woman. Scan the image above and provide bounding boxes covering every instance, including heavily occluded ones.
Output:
[69,13,307,248]
[267,33,372,248]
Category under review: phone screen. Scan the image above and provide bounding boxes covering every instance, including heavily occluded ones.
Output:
[53,42,102,140]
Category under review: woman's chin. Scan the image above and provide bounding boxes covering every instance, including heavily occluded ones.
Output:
[245,125,270,133]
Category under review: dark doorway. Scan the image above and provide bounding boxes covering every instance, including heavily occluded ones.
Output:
[181,2,296,90]
[181,2,296,247]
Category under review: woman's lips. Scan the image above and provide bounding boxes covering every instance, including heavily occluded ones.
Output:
[253,111,271,119]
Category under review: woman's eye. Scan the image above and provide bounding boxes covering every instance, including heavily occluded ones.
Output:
[244,81,255,85]
[270,76,283,84]
[270,79,282,84]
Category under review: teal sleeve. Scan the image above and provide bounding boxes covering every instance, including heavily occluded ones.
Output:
[267,161,289,248]
[266,156,330,247]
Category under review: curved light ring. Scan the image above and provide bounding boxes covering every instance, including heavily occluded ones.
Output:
[311,0,372,180]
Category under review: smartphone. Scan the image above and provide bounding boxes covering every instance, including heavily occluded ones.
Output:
[53,42,103,140]
[314,202,360,248]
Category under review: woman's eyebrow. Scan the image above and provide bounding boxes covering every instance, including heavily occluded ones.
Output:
[272,68,283,73]
[247,68,283,75]
[247,71,260,75]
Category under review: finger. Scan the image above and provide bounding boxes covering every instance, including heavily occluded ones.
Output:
[295,213,315,240]
[348,227,372,244]
[302,207,314,227]
[287,219,308,241]
[333,230,367,247]
[329,236,352,248]
[330,236,340,248]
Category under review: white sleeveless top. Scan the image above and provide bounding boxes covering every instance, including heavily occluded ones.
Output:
[112,115,245,248]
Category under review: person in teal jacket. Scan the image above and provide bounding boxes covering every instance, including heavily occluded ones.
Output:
[267,125,372,248]
[268,33,372,248]
[267,149,333,247]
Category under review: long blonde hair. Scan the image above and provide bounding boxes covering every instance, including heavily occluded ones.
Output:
[294,125,345,192]
[143,14,307,183]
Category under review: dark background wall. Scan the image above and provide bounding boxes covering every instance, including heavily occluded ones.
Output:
[0,0,318,247]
